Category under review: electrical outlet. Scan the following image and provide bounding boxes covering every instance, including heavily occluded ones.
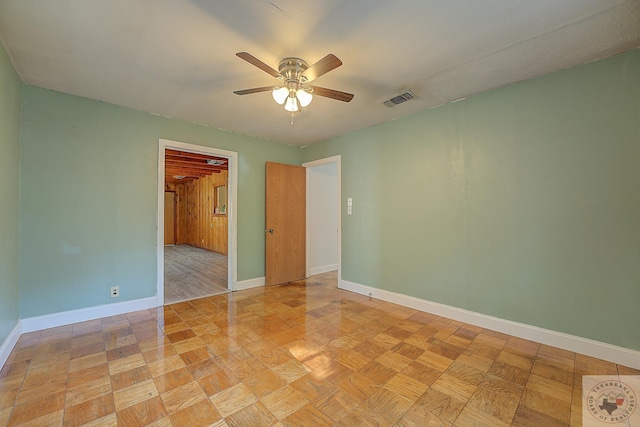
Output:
[110,286,119,298]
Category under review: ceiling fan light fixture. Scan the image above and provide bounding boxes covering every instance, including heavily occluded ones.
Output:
[272,86,289,104]
[296,88,313,107]
[235,52,353,119]
[284,95,299,112]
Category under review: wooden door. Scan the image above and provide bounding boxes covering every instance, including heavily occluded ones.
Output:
[265,162,306,286]
[164,192,175,244]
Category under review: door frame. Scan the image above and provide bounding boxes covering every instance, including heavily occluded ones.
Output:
[156,138,238,306]
[163,190,177,245]
[302,155,341,284]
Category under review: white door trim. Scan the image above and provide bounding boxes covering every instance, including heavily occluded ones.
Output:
[302,155,341,284]
[157,139,238,306]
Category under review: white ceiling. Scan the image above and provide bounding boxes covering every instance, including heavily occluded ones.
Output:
[1,1,638,146]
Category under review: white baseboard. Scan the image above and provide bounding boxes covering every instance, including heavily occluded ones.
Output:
[20,297,158,334]
[235,277,265,291]
[340,280,640,370]
[0,321,22,369]
[310,264,339,276]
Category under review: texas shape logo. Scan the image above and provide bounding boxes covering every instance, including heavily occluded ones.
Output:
[586,378,637,424]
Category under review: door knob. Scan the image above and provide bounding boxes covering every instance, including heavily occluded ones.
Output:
[265,228,274,234]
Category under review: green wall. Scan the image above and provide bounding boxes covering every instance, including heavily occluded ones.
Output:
[0,43,21,344]
[302,50,640,350]
[8,45,640,353]
[19,87,300,318]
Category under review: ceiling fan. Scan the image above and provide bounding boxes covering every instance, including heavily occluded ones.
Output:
[233,52,354,116]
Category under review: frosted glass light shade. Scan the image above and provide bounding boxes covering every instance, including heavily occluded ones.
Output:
[296,89,313,107]
[284,96,299,112]
[272,87,289,105]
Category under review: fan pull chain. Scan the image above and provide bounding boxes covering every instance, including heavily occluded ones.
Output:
[290,112,295,126]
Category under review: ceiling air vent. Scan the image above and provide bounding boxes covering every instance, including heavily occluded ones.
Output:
[384,90,416,107]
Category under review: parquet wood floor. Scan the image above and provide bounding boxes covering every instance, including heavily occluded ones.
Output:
[1,271,637,426]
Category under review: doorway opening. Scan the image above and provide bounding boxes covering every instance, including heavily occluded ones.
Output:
[303,156,341,284]
[157,139,238,306]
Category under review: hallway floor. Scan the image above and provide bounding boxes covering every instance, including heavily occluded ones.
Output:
[164,244,228,304]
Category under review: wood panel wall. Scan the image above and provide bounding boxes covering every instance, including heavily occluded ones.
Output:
[165,183,188,245]
[166,172,228,254]
[183,171,228,255]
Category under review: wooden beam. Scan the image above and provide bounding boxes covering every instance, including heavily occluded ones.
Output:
[165,156,227,167]
[165,159,227,171]
[166,170,207,177]
[165,149,226,185]
[167,167,225,175]
[166,177,197,183]
[167,167,221,175]
[166,149,228,163]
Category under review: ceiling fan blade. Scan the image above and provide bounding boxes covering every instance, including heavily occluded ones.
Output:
[236,52,280,78]
[233,86,273,95]
[302,54,342,82]
[310,86,354,102]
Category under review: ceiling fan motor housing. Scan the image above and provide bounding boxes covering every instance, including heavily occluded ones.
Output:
[278,58,309,85]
